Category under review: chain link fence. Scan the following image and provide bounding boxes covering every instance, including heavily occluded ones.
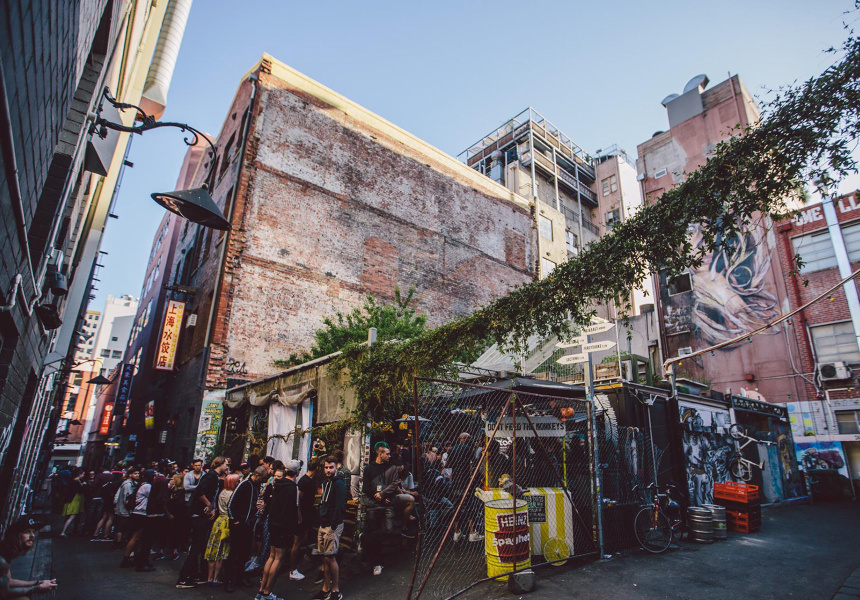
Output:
[407,378,599,600]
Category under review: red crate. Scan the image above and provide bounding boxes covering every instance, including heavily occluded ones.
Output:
[714,481,760,504]
[726,509,761,533]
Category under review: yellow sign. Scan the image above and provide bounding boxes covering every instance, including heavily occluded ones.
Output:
[154,300,185,371]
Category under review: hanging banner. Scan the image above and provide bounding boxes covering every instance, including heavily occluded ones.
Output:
[193,390,225,461]
[154,300,185,371]
[99,402,114,436]
[144,400,155,430]
[485,415,566,438]
[115,362,134,412]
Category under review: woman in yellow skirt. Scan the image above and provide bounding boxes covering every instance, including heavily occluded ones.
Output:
[204,473,240,586]
[60,469,85,537]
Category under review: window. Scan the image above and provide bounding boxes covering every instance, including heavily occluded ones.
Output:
[539,215,553,241]
[100,349,111,358]
[71,373,82,386]
[566,230,578,253]
[654,168,668,179]
[605,209,621,229]
[111,336,118,342]
[668,273,692,295]
[111,350,122,359]
[602,175,618,197]
[792,230,836,273]
[541,257,556,277]
[836,410,860,434]
[810,321,860,364]
[843,220,860,262]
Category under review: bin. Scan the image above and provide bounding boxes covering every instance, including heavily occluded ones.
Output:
[485,499,530,580]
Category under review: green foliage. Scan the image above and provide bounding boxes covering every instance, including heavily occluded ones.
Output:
[275,287,427,368]
[335,30,860,420]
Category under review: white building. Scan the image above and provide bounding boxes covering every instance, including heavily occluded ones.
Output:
[92,295,139,374]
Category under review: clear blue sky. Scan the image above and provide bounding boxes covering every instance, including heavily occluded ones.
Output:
[93,0,858,310]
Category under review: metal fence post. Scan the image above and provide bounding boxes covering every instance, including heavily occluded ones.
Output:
[587,336,605,558]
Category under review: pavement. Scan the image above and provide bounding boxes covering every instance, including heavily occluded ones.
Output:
[41,501,860,600]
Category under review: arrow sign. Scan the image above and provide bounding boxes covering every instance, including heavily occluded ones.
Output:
[557,353,589,365]
[582,341,616,353]
[582,323,615,335]
[555,336,586,349]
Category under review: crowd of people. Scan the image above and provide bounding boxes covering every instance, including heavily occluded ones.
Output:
[49,453,349,600]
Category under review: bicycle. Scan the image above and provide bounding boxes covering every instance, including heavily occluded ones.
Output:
[632,483,685,554]
[728,424,775,481]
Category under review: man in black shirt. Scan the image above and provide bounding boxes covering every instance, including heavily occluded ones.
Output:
[259,460,300,600]
[313,457,346,600]
[290,458,319,581]
[225,466,268,591]
[447,433,482,542]
[360,443,402,576]
[176,456,229,589]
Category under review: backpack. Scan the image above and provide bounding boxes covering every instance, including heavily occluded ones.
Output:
[124,481,140,512]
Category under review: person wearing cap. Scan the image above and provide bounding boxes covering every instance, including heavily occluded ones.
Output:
[239,462,251,480]
[0,516,57,598]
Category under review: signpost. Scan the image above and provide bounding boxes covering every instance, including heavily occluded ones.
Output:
[557,353,589,365]
[582,341,616,353]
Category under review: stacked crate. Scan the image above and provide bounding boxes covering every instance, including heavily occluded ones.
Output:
[714,482,761,533]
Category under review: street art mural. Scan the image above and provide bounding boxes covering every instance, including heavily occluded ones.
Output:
[679,402,735,506]
[664,224,781,345]
[795,441,849,477]
[785,402,815,438]
[774,421,804,498]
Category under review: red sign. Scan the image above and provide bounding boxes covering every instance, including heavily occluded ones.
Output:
[100,402,114,436]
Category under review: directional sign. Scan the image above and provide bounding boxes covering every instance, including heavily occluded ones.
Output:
[555,336,586,349]
[582,323,615,335]
[582,341,616,353]
[557,353,589,365]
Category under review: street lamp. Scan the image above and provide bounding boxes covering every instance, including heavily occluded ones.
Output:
[90,87,231,231]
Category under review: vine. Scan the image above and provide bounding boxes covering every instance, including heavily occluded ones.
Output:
[333,31,860,420]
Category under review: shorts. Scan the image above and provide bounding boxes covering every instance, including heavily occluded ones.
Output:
[393,493,414,511]
[115,514,130,535]
[297,514,317,538]
[269,525,294,549]
[316,524,343,556]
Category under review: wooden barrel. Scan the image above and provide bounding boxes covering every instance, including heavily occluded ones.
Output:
[485,499,530,580]
[702,504,727,540]
[688,506,714,543]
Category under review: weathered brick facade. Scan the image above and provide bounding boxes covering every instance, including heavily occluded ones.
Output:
[158,55,537,456]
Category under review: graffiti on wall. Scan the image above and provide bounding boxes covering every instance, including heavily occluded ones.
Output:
[680,402,735,506]
[795,441,849,477]
[664,224,781,345]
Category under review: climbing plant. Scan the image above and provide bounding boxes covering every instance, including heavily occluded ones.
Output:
[336,30,860,419]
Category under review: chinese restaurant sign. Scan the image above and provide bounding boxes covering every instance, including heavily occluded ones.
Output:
[155,300,185,371]
[115,362,134,413]
[99,402,114,436]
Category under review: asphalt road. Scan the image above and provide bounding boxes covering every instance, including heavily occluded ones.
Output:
[49,501,860,600]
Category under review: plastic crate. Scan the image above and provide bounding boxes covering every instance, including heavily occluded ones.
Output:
[714,481,760,504]
[726,509,761,533]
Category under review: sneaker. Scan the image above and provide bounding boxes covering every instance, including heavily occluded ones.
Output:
[468,533,484,542]
[401,530,416,539]
[289,569,305,581]
[314,571,325,585]
[329,592,343,600]
[373,565,383,576]
[452,532,463,543]
[176,580,196,589]
[195,578,209,585]
[90,537,101,542]
[171,550,181,561]
[311,591,329,600]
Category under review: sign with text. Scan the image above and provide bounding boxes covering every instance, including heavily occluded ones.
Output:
[731,395,788,419]
[557,353,588,365]
[193,390,225,461]
[99,402,114,436]
[144,400,155,430]
[154,300,185,371]
[523,494,547,523]
[582,341,616,353]
[555,336,586,349]
[485,415,566,438]
[581,323,615,335]
[115,362,134,411]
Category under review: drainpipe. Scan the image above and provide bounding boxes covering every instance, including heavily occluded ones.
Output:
[201,74,259,378]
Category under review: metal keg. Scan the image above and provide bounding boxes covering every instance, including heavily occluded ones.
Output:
[687,506,714,543]
[702,504,727,540]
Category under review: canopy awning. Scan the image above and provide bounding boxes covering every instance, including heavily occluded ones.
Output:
[224,353,357,424]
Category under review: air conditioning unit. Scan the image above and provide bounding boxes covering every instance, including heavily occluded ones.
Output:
[819,361,852,382]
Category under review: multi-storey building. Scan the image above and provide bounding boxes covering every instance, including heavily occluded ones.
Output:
[776,191,860,483]
[91,294,138,374]
[459,108,600,276]
[120,55,542,463]
[73,310,102,362]
[0,0,191,527]
[637,74,805,405]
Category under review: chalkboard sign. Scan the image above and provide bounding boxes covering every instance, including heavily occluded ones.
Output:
[523,494,546,523]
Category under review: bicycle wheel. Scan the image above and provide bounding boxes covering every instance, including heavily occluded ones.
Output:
[634,507,673,553]
[730,457,752,481]
[729,423,744,440]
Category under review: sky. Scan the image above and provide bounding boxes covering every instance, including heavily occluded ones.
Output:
[92,0,859,310]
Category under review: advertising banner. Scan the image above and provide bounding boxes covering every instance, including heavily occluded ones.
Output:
[99,402,114,436]
[144,400,155,430]
[193,390,225,461]
[155,300,185,371]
